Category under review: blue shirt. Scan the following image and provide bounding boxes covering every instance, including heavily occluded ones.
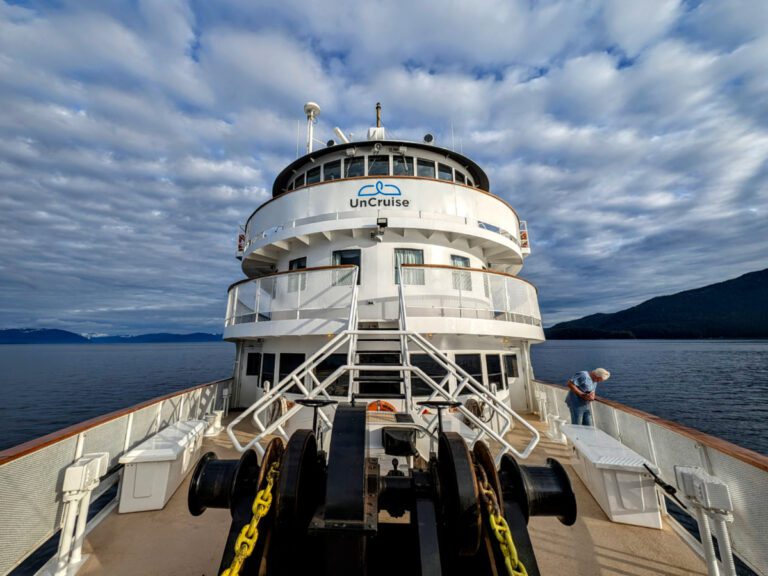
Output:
[565,371,596,407]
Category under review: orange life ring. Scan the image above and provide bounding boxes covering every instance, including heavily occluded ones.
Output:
[367,400,397,413]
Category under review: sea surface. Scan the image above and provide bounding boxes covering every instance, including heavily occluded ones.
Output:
[0,342,235,451]
[532,339,768,455]
[0,340,766,455]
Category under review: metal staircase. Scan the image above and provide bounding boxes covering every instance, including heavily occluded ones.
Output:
[226,267,540,462]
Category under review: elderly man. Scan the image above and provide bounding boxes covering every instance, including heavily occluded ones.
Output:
[565,368,611,426]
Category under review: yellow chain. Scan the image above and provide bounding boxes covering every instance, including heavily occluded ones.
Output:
[477,469,528,576]
[221,462,280,576]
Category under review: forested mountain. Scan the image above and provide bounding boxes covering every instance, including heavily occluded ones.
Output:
[546,269,768,339]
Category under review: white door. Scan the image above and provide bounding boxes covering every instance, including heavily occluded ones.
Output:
[503,353,528,411]
[240,348,263,407]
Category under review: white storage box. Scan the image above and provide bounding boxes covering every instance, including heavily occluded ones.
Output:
[561,424,662,529]
[118,420,207,513]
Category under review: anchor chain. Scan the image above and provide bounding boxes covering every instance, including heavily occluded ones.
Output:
[221,462,280,576]
[476,466,528,576]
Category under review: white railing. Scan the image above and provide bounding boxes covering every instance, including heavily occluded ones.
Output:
[0,378,229,576]
[534,380,768,576]
[225,265,358,327]
[227,335,540,462]
[400,264,542,326]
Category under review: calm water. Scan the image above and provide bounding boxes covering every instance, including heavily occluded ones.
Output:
[0,342,235,450]
[1,340,765,455]
[532,339,768,455]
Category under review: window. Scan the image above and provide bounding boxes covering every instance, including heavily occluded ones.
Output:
[394,248,424,285]
[503,355,519,378]
[294,173,305,188]
[411,354,448,395]
[314,353,348,396]
[306,166,321,184]
[451,255,472,290]
[417,158,435,178]
[455,354,483,389]
[261,353,276,389]
[288,257,307,292]
[486,355,504,390]
[393,156,413,175]
[324,160,341,181]
[368,155,390,176]
[332,249,361,285]
[246,353,261,377]
[287,180,295,191]
[455,171,466,184]
[345,157,365,177]
[280,353,306,394]
[438,163,453,181]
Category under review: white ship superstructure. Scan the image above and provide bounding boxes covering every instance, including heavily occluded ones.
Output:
[224,103,543,461]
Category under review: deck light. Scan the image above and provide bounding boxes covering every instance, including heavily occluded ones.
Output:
[377,218,388,228]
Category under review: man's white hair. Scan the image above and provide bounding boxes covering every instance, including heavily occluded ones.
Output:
[592,368,611,381]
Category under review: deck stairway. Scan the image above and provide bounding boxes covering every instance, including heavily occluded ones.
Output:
[226,269,540,462]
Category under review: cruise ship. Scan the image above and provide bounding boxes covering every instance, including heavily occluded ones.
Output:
[0,103,766,576]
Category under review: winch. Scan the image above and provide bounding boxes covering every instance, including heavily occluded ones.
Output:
[188,402,576,576]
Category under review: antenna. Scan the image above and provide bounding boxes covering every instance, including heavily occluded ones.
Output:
[333,127,350,144]
[376,102,382,128]
[304,102,321,154]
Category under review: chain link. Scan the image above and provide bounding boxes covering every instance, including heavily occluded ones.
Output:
[221,462,280,576]
[476,466,528,576]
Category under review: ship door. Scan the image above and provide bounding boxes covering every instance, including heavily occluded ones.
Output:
[503,353,527,411]
[241,350,263,407]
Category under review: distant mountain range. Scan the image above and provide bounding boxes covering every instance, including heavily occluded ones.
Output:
[0,329,223,344]
[546,268,768,339]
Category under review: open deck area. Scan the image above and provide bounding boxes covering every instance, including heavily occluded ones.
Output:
[80,413,706,576]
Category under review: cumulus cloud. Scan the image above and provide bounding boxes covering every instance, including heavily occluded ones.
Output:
[0,0,766,333]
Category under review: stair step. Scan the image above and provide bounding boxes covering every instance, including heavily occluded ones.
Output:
[354,392,407,400]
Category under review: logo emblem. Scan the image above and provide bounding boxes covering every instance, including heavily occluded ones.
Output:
[357,180,401,197]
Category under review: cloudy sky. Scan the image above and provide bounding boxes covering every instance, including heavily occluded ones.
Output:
[0,0,766,334]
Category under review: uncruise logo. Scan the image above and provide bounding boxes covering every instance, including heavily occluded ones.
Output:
[350,180,410,207]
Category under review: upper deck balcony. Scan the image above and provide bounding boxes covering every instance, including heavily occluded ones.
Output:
[223,264,543,341]
[239,142,529,276]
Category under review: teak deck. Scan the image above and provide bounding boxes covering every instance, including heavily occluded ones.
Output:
[80,414,706,576]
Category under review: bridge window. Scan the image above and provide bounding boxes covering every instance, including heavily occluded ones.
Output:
[306,166,321,184]
[451,255,472,290]
[288,257,307,292]
[262,353,275,389]
[294,173,305,188]
[394,249,424,285]
[438,163,453,181]
[411,354,448,395]
[323,160,341,181]
[280,353,306,394]
[368,155,390,176]
[486,354,505,390]
[504,354,519,378]
[246,353,261,377]
[393,156,413,176]
[315,353,348,396]
[345,157,365,178]
[454,354,483,385]
[332,249,361,285]
[455,171,466,184]
[417,158,435,178]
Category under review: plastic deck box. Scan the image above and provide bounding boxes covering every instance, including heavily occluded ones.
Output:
[561,424,662,529]
[118,420,207,513]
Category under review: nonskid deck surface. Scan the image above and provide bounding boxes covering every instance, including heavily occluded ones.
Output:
[81,414,706,576]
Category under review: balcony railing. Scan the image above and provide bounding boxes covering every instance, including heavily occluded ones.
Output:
[400,264,542,327]
[243,209,520,252]
[225,265,359,327]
